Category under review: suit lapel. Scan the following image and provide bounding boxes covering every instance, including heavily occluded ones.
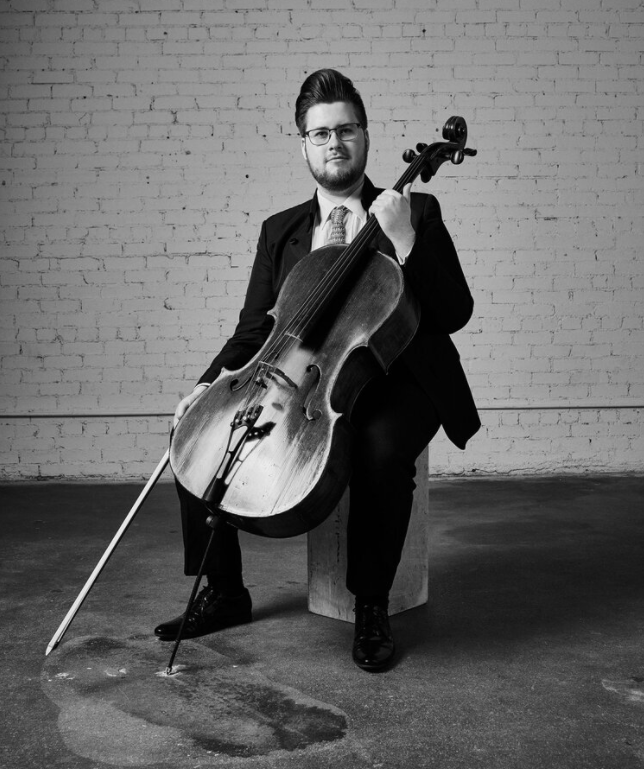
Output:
[282,219,313,263]
[274,195,316,290]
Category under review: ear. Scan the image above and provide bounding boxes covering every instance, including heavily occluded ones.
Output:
[364,128,370,153]
[300,136,308,162]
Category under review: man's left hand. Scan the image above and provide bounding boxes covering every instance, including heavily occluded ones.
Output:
[369,182,415,259]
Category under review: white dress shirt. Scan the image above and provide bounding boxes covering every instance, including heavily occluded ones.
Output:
[311,184,410,264]
[311,186,367,251]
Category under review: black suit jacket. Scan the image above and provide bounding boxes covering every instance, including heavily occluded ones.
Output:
[199,177,480,449]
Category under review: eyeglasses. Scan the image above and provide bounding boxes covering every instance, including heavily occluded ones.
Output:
[303,123,363,146]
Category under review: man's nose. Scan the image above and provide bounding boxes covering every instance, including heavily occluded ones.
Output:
[327,129,344,149]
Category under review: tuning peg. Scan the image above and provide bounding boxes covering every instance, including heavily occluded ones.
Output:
[402,149,416,163]
[416,143,428,153]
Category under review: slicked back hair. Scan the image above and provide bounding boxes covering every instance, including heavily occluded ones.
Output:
[295,69,368,136]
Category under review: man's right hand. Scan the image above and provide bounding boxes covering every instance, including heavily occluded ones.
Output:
[173,383,209,428]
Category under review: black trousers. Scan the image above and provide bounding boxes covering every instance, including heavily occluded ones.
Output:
[176,362,441,599]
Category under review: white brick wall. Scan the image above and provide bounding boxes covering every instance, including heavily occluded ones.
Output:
[1,0,643,479]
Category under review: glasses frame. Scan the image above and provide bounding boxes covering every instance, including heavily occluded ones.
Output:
[303,122,363,146]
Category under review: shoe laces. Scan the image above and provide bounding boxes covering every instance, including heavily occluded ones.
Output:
[187,585,218,621]
[355,602,390,639]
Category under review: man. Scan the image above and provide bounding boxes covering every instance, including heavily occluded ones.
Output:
[155,69,480,671]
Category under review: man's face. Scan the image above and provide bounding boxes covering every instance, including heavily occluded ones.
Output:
[300,101,369,194]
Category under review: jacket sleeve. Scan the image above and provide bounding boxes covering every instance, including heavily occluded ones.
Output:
[197,220,276,385]
[403,193,474,334]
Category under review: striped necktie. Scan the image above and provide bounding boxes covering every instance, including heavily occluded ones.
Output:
[327,205,348,245]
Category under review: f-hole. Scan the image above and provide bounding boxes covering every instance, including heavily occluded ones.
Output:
[302,364,322,421]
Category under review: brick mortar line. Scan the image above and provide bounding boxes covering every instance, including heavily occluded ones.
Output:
[1,405,642,419]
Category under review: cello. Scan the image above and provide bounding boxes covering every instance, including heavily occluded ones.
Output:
[169,116,477,538]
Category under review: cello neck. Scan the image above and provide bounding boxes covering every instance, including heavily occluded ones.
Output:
[343,150,429,258]
[327,139,449,277]
[284,118,477,341]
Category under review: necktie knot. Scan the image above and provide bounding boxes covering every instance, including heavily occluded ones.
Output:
[327,205,348,246]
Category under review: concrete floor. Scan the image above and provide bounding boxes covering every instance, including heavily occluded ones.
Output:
[1,475,643,769]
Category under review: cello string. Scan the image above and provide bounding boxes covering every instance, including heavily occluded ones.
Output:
[283,160,420,339]
[238,152,428,411]
[266,151,427,356]
[286,154,425,337]
[240,223,386,414]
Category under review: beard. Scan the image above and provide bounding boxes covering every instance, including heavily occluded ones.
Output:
[305,146,368,193]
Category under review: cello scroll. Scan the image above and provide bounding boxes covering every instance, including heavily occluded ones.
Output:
[401,115,477,183]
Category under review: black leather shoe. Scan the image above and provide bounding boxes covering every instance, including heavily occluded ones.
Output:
[154,585,252,641]
[352,601,395,671]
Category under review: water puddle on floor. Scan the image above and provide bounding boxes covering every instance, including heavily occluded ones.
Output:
[42,635,348,767]
[601,676,644,705]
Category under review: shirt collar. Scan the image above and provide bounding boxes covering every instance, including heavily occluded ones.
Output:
[316,181,367,226]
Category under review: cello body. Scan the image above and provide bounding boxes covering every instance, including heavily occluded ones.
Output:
[170,243,419,538]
